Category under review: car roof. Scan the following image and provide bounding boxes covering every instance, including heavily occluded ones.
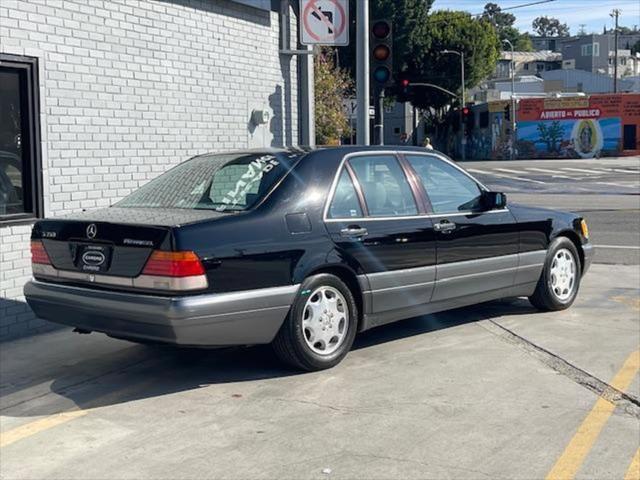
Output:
[190,145,444,159]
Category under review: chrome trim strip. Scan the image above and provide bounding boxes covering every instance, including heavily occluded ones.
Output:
[437,265,519,282]
[36,268,209,291]
[370,280,435,294]
[324,209,510,223]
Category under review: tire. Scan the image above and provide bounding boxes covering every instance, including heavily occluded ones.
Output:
[529,237,582,311]
[272,274,358,371]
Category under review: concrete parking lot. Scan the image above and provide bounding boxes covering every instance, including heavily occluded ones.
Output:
[1,158,639,480]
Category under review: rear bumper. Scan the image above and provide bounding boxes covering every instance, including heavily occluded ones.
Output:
[24,280,298,346]
[582,243,594,275]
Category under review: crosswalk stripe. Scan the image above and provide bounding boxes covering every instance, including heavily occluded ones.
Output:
[467,168,546,184]
[525,167,573,178]
[561,167,607,175]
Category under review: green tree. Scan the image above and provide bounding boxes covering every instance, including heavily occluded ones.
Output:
[404,10,500,113]
[482,3,532,51]
[632,40,640,55]
[532,16,570,37]
[314,49,352,145]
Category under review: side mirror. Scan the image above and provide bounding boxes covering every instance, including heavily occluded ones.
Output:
[483,191,507,210]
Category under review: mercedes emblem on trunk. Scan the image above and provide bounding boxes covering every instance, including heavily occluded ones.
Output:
[86,224,97,239]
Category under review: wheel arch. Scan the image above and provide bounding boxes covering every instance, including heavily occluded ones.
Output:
[553,229,585,273]
[303,264,365,332]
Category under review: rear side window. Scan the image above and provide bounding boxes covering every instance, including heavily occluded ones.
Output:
[328,170,363,219]
[348,155,417,217]
[406,155,483,214]
[117,153,296,212]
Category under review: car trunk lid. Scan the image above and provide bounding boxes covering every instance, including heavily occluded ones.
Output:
[32,207,224,278]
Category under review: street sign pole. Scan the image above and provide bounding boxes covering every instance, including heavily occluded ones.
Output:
[374,87,384,145]
[356,0,369,145]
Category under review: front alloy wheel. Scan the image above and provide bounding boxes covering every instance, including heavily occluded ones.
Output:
[529,237,581,311]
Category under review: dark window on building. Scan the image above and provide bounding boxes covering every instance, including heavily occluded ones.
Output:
[0,54,42,224]
[479,111,489,128]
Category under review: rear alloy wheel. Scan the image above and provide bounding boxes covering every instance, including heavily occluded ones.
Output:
[529,237,581,311]
[272,274,357,371]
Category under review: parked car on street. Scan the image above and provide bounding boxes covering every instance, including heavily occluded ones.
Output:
[25,147,593,370]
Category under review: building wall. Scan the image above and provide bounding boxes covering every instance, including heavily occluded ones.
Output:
[464,94,640,160]
[0,0,298,340]
[561,34,611,74]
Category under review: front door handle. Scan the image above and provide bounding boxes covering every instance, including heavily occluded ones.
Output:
[340,226,368,238]
[434,220,456,233]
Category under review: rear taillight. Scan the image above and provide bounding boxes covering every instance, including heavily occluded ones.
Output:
[31,241,51,265]
[139,250,207,291]
[142,250,205,277]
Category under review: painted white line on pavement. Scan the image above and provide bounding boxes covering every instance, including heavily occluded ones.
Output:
[494,168,527,175]
[561,167,607,175]
[595,245,640,250]
[525,167,573,179]
[596,181,635,188]
[467,169,546,184]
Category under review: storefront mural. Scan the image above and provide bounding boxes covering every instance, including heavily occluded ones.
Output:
[463,93,640,160]
[515,94,639,159]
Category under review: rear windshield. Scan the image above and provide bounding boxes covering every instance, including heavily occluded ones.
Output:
[116,153,296,212]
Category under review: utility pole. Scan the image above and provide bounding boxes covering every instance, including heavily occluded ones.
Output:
[503,39,517,160]
[356,0,370,145]
[611,9,620,93]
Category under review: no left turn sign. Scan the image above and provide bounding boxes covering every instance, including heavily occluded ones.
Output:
[300,0,349,46]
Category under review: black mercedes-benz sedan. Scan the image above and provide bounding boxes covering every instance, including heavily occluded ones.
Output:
[25,147,593,370]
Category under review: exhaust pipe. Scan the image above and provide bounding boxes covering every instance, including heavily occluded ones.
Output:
[73,327,92,334]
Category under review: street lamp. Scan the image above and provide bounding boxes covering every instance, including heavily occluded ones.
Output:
[442,49,465,161]
[502,39,517,160]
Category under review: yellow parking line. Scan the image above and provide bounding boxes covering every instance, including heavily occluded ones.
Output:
[625,448,640,480]
[0,410,87,448]
[546,350,640,480]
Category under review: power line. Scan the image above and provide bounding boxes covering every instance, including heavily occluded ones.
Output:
[469,0,557,17]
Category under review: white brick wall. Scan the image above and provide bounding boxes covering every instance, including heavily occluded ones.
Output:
[0,0,299,339]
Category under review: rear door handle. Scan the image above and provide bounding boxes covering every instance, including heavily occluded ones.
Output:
[434,220,456,233]
[340,226,368,238]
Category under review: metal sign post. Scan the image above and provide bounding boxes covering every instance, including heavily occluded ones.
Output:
[356,0,369,145]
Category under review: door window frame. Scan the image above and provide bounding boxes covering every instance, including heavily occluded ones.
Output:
[323,150,507,223]
[0,53,43,226]
[323,151,428,222]
[400,151,509,218]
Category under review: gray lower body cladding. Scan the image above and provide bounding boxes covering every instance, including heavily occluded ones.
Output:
[24,281,299,346]
[359,250,547,330]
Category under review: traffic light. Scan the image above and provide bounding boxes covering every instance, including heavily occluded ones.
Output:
[395,72,411,102]
[371,20,393,87]
[504,104,511,121]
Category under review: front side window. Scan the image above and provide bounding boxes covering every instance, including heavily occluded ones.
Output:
[348,155,417,217]
[406,155,483,214]
[328,169,363,219]
[0,54,42,223]
[117,153,296,212]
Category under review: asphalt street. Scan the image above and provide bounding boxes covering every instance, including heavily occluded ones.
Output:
[1,157,639,480]
[462,156,640,265]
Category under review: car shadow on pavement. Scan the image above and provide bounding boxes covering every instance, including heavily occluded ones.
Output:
[1,298,537,418]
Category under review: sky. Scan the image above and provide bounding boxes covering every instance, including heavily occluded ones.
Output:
[431,0,640,35]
